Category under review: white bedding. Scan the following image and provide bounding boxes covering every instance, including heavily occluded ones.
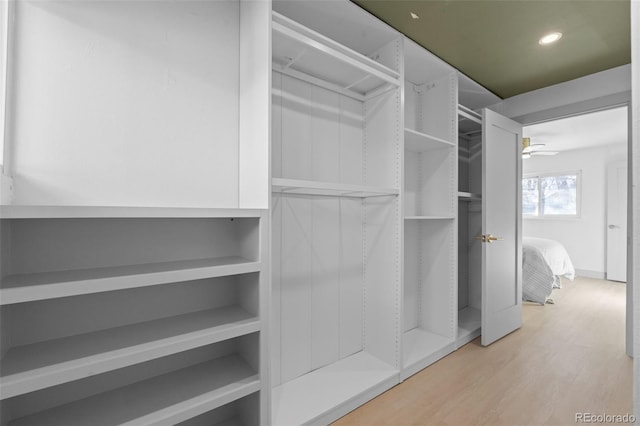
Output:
[522,237,576,304]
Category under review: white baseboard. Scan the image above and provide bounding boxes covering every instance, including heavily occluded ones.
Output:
[575,269,606,280]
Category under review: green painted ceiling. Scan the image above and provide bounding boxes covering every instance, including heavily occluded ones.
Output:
[351,0,631,98]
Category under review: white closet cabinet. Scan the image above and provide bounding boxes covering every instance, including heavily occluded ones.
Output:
[0,207,268,426]
[457,106,484,347]
[401,40,459,379]
[270,2,402,424]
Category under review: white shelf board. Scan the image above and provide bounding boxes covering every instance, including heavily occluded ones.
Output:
[0,206,265,219]
[9,355,260,426]
[458,306,481,338]
[458,192,481,201]
[404,128,455,152]
[272,351,398,426]
[1,306,259,399]
[403,328,454,369]
[1,257,261,305]
[458,106,482,139]
[405,216,455,220]
[272,12,400,99]
[272,178,399,198]
[458,105,482,123]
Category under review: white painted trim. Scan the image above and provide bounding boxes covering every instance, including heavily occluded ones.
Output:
[1,0,14,177]
[492,65,632,124]
[630,0,639,416]
[239,0,270,209]
[1,0,8,169]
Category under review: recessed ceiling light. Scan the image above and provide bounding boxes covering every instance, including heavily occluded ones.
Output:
[538,32,562,45]
[410,12,419,19]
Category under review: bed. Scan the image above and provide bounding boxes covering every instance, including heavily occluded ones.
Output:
[522,237,576,304]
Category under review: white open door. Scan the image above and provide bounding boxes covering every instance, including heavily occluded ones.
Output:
[480,109,523,346]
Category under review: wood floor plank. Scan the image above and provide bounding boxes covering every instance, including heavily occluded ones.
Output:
[332,277,632,426]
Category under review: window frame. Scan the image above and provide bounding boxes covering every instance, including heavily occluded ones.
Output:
[523,170,582,219]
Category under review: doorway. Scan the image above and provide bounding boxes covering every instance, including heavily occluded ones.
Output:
[520,105,630,352]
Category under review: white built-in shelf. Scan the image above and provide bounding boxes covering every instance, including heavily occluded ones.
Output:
[8,355,260,426]
[405,216,455,220]
[403,328,454,372]
[272,178,399,198]
[458,192,481,201]
[272,352,398,426]
[458,105,482,139]
[404,128,455,152]
[272,12,400,100]
[1,257,261,305]
[1,306,259,399]
[458,105,482,123]
[0,205,264,219]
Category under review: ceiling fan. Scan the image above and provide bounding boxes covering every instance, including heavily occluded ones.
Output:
[522,137,559,159]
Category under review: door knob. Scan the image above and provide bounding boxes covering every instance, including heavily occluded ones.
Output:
[608,224,620,229]
[475,234,503,243]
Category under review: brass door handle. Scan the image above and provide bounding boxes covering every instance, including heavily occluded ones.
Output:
[475,234,503,243]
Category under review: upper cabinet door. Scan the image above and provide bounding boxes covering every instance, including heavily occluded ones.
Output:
[480,109,523,346]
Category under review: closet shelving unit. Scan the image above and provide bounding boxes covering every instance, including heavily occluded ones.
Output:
[401,40,458,380]
[271,3,402,424]
[457,104,483,347]
[0,206,268,426]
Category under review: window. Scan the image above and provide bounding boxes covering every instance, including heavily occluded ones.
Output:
[522,172,580,217]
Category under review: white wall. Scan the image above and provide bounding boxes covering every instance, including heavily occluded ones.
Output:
[523,143,627,277]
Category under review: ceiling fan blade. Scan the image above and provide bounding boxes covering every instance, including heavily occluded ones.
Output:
[531,151,559,156]
[522,143,546,153]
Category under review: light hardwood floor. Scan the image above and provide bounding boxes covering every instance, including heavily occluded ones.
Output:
[333,277,632,426]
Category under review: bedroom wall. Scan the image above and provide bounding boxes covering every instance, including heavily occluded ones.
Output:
[522,143,627,278]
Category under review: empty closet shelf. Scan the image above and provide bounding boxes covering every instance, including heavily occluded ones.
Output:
[272,178,399,198]
[458,306,481,338]
[7,355,260,426]
[0,306,259,400]
[0,257,261,305]
[403,328,455,372]
[272,351,398,426]
[272,12,400,99]
[404,128,455,152]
